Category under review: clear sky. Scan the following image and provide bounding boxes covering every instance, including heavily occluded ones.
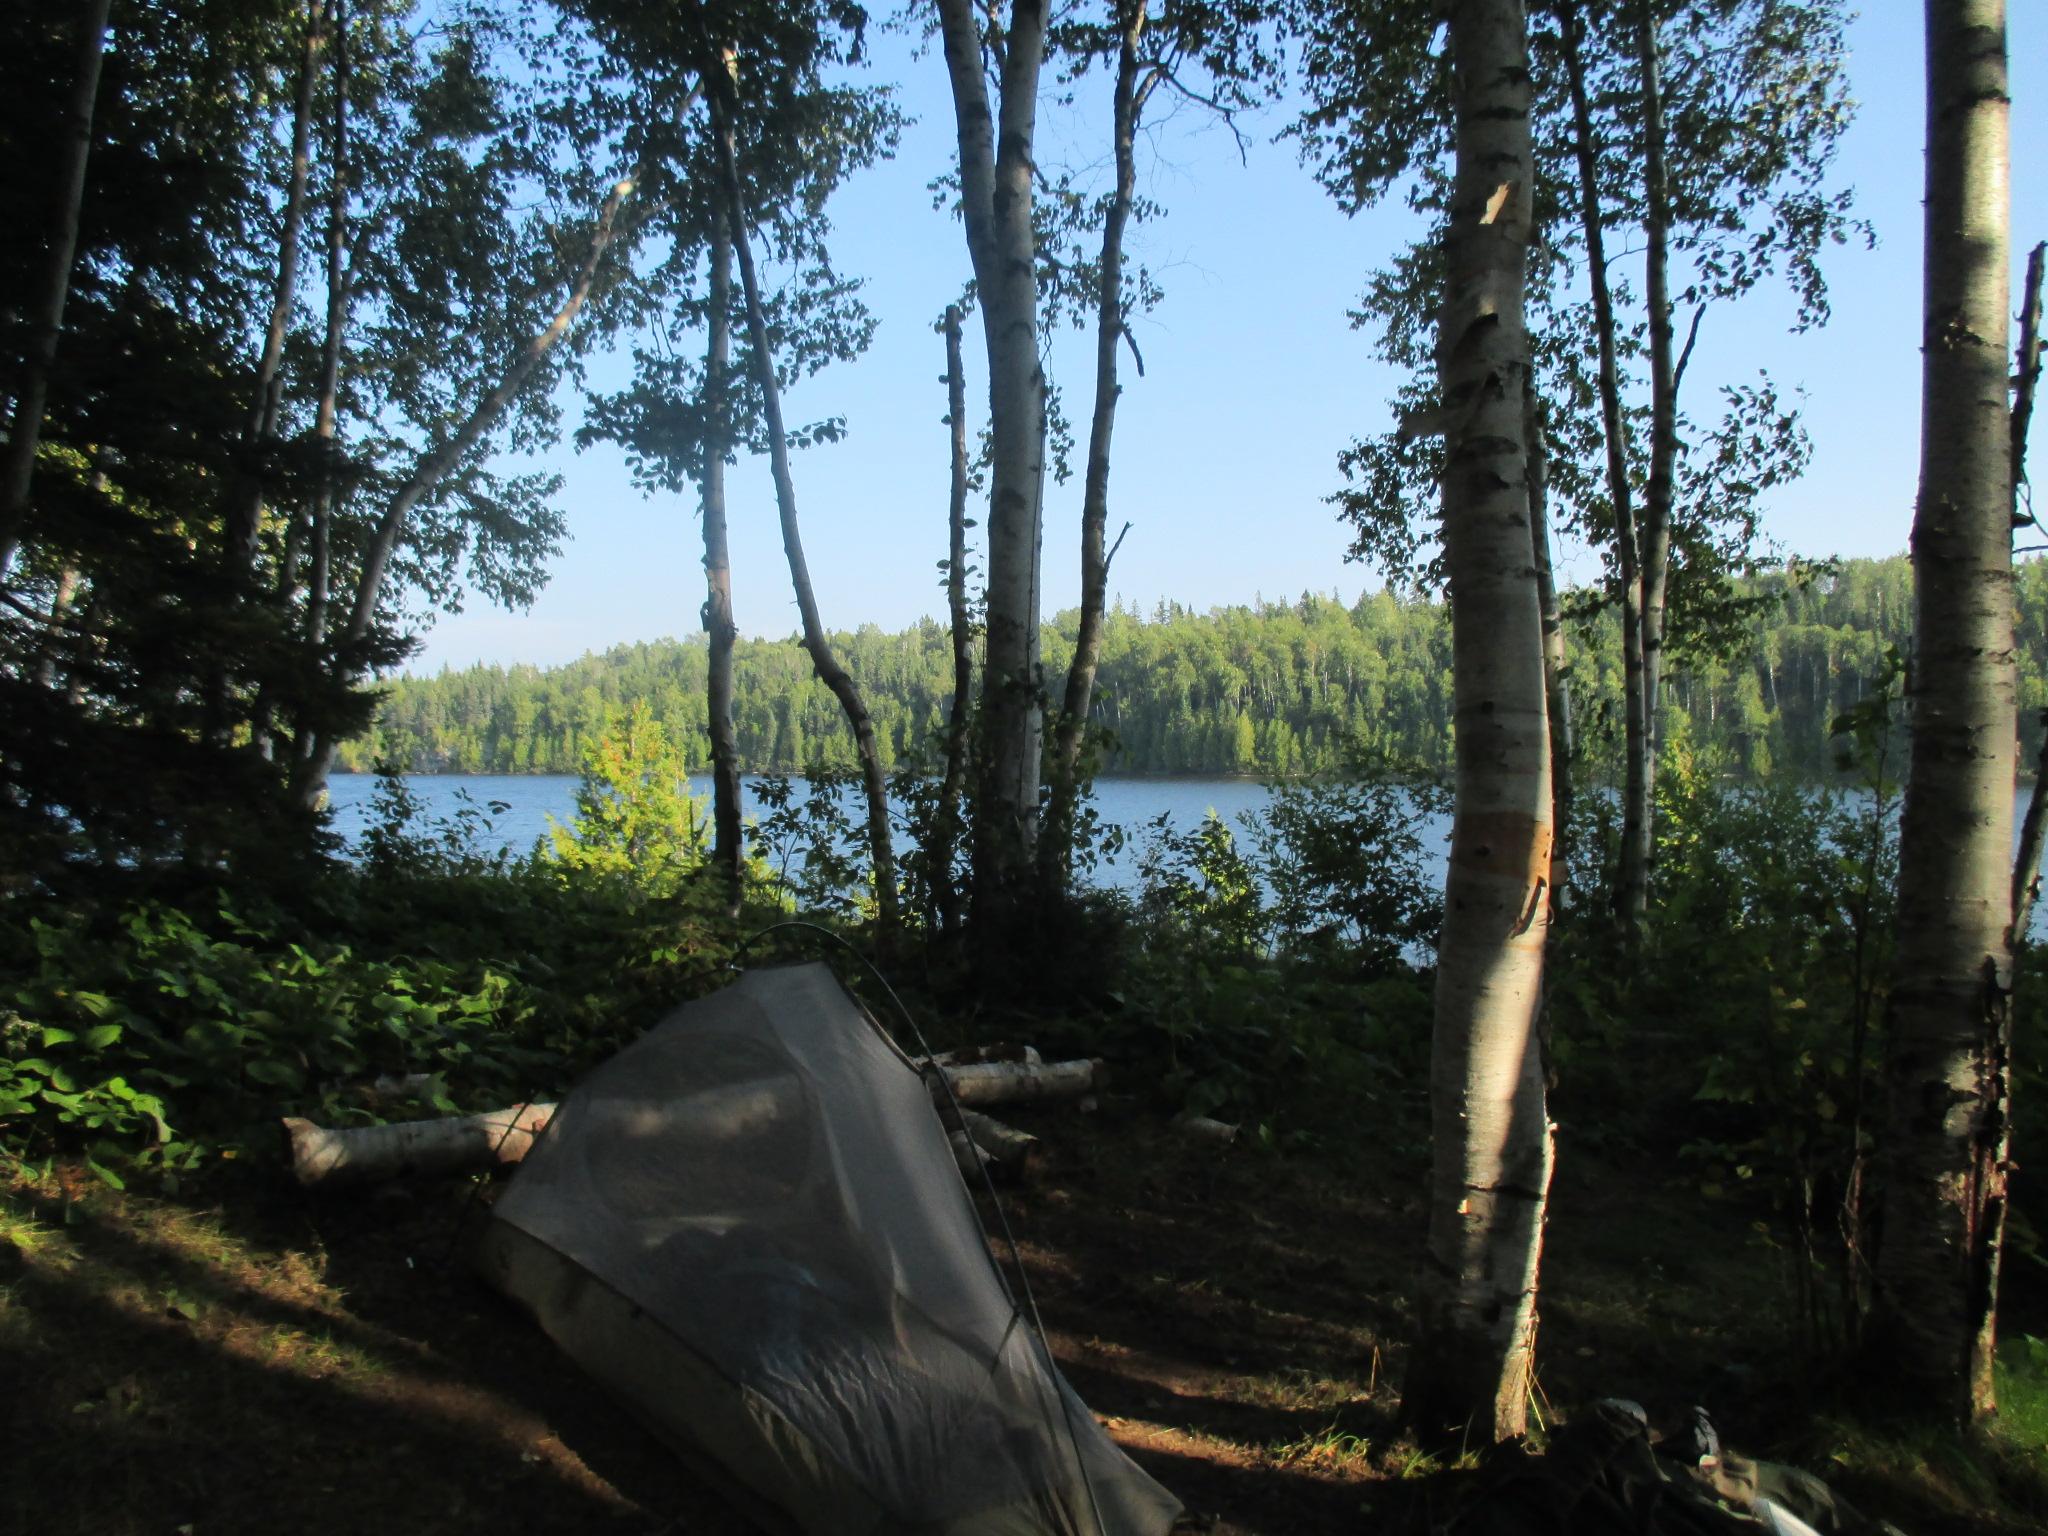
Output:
[406,5,2046,674]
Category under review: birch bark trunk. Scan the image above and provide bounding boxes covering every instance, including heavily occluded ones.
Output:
[702,218,743,904]
[935,0,1052,943]
[0,0,114,583]
[709,95,899,927]
[934,303,975,934]
[1866,0,2014,1425]
[1405,0,1555,1447]
[1043,0,1149,890]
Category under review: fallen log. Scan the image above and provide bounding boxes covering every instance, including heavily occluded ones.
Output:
[1174,1114,1239,1148]
[960,1110,1043,1181]
[282,1060,1074,1188]
[283,1102,554,1188]
[929,1057,1105,1107]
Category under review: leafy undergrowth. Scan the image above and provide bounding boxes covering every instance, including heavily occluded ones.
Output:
[8,1101,2048,1535]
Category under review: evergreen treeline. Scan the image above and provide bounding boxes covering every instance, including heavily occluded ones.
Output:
[340,555,2048,778]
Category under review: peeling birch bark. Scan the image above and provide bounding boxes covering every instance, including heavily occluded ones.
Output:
[1867,0,2016,1425]
[283,1103,555,1188]
[1405,0,1555,1448]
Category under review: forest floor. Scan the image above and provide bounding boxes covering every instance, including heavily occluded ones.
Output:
[6,1101,2048,1535]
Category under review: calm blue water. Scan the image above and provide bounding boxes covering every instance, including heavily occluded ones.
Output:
[321,772,1308,895]
[320,773,2048,936]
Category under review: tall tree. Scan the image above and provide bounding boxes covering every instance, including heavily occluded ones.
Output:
[1404,0,1555,1443]
[707,62,901,926]
[1865,0,2014,1425]
[1037,0,1275,892]
[701,216,743,901]
[932,301,977,933]
[572,0,894,908]
[0,0,113,582]
[935,0,1053,945]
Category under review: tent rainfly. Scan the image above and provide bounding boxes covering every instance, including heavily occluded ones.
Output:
[474,961,1184,1536]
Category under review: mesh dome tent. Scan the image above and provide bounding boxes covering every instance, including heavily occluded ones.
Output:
[474,961,1183,1536]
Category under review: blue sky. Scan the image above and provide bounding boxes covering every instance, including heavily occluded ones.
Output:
[407,5,2046,673]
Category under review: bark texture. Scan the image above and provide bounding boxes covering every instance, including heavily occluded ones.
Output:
[936,0,1052,942]
[1405,0,1556,1447]
[710,94,898,926]
[1868,0,2013,1425]
[702,219,743,903]
[933,304,975,934]
[0,0,114,582]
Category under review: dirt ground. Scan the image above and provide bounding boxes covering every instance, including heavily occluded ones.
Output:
[3,1104,2042,1535]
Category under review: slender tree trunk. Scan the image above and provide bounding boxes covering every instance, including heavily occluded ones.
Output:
[226,0,327,572]
[1558,2,1648,933]
[1405,0,1555,1447]
[709,93,898,927]
[1043,0,1149,891]
[302,0,347,664]
[934,303,975,934]
[936,0,1052,946]
[2012,244,2045,941]
[1526,385,1572,905]
[1865,0,2014,1425]
[294,172,632,805]
[1636,0,1679,883]
[701,217,743,904]
[0,0,114,583]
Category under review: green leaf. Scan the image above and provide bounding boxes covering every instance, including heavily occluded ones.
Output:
[85,1157,127,1190]
[82,1024,123,1050]
[244,1058,305,1089]
[38,1026,76,1048]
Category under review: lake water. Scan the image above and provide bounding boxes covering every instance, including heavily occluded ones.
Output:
[322,772,1306,895]
[322,773,2048,937]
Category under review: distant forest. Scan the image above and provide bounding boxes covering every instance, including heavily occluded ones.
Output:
[339,556,2048,779]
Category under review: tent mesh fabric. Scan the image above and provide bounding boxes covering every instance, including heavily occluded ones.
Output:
[479,962,1182,1536]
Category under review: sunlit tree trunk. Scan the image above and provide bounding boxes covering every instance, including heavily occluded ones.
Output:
[933,303,975,934]
[710,92,899,927]
[1043,0,1149,891]
[0,0,113,583]
[936,0,1051,945]
[701,217,743,903]
[1405,0,1556,1447]
[1867,0,2014,1426]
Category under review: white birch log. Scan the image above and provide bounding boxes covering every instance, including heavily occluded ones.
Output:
[960,1110,1043,1181]
[931,1057,1104,1107]
[283,1102,554,1188]
[284,1059,1094,1187]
